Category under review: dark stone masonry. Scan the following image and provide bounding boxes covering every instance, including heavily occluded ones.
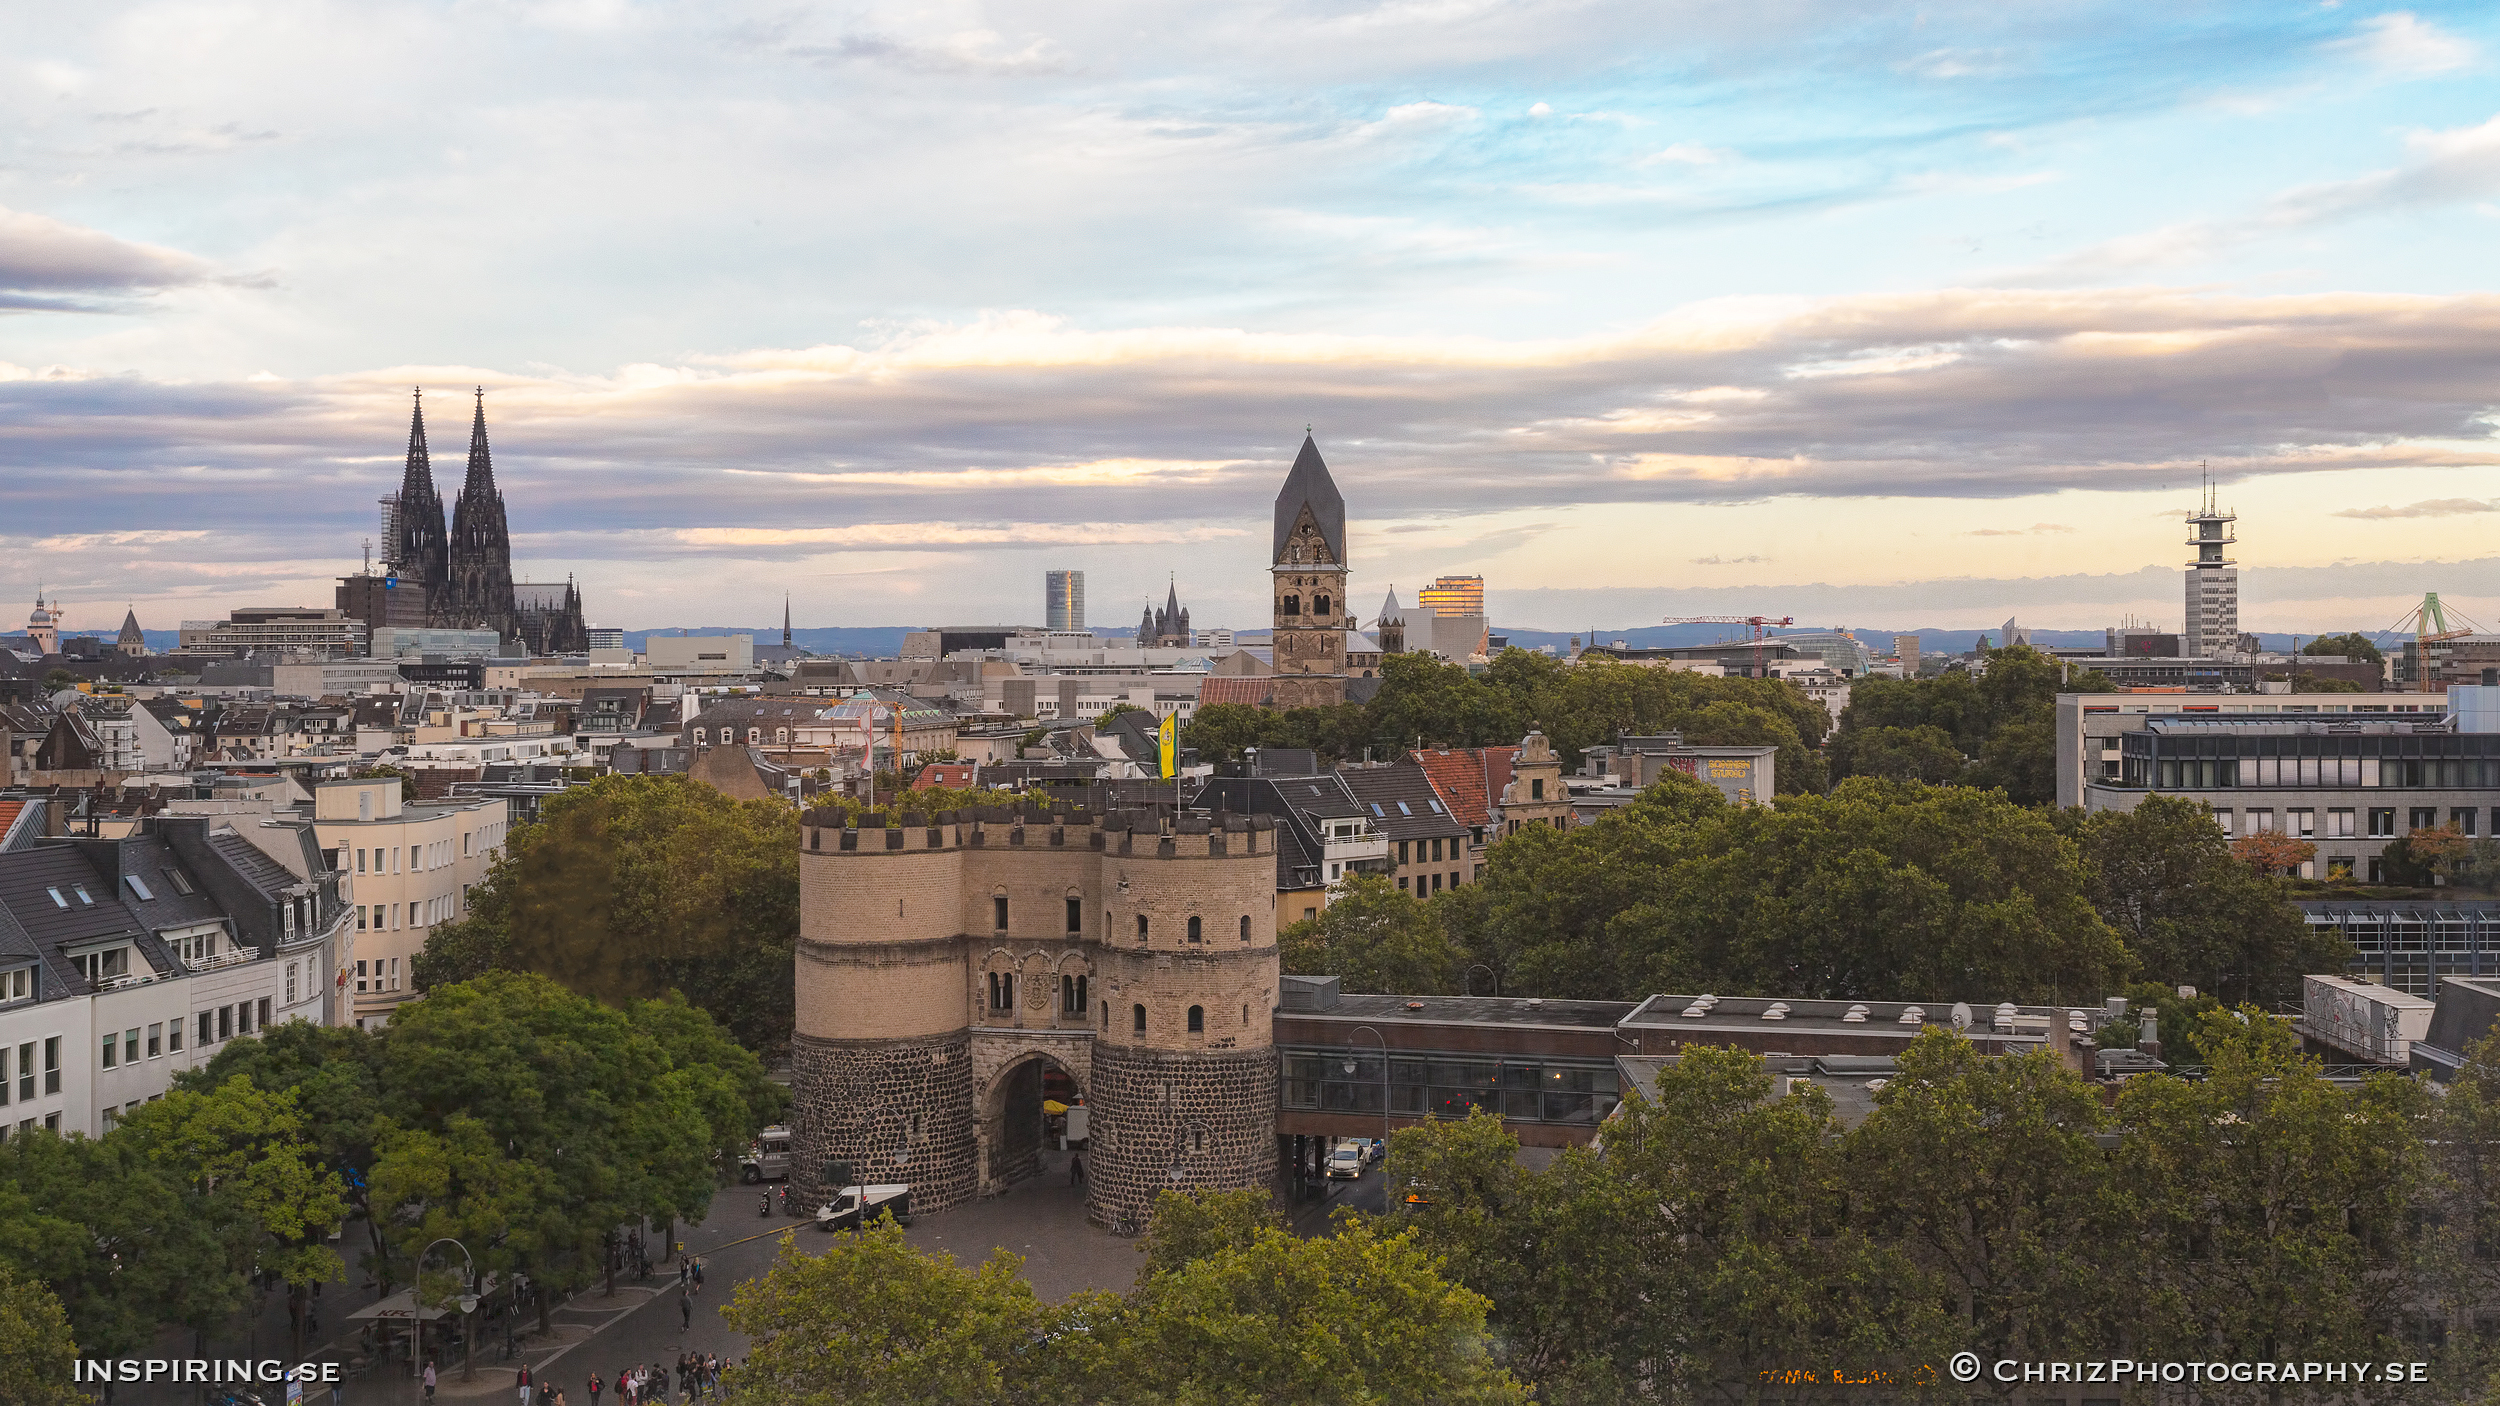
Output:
[789,1028,978,1215]
[1085,1043,1280,1233]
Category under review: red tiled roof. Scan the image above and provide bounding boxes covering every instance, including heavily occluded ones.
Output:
[913,763,979,790]
[1196,678,1274,708]
[0,799,24,841]
[1406,746,1521,829]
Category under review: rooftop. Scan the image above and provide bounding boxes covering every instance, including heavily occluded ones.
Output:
[1287,993,1640,1030]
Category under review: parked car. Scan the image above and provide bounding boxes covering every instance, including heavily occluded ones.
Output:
[1325,1137,1375,1179]
[815,1183,912,1232]
[739,1126,792,1183]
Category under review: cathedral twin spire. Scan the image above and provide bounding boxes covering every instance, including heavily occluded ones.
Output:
[387,387,516,639]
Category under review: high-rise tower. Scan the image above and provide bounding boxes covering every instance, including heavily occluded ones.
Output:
[1271,435,1348,708]
[383,389,453,626]
[2183,472,2238,658]
[1046,570,1085,632]
[447,388,518,641]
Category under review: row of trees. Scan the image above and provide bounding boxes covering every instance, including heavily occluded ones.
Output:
[695,1020,2498,1404]
[1186,650,1832,794]
[1376,1020,2498,1404]
[1285,776,2345,1009]
[718,1201,1526,1404]
[0,972,784,1367]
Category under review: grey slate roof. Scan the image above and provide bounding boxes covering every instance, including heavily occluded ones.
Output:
[1272,435,1347,566]
[1336,765,1465,843]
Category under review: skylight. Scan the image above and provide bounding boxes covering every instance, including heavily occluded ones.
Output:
[1397,802,1411,816]
[125,874,154,902]
[72,885,93,905]
[46,887,67,908]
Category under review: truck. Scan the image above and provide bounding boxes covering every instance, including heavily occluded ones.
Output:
[739,1126,792,1183]
[814,1183,913,1233]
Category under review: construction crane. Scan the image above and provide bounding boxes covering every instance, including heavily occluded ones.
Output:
[2378,592,2484,693]
[1661,615,1796,678]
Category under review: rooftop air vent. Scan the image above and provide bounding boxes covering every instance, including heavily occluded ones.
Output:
[1762,1003,1790,1021]
[1841,1004,1870,1023]
[1898,1006,1926,1025]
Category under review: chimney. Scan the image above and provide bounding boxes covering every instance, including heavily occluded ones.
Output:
[2140,1011,2160,1062]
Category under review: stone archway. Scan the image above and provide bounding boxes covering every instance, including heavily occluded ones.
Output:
[969,1034,1092,1193]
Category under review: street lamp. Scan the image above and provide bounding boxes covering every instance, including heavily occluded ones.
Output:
[1464,963,1498,998]
[413,1237,480,1384]
[1344,1024,1390,1166]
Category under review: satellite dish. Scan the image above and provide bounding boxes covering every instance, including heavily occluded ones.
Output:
[1949,1001,1972,1031]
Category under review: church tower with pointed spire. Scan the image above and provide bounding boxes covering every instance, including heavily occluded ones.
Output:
[446,388,518,641]
[1271,434,1349,708]
[115,606,147,657]
[1373,587,1406,656]
[384,388,453,627]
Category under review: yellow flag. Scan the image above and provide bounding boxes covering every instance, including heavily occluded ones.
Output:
[1158,711,1176,778]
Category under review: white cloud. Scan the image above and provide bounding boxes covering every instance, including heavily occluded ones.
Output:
[0,206,220,304]
[2333,12,2477,75]
[2333,497,2498,519]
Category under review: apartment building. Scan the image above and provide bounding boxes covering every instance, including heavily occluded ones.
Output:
[306,777,505,1028]
[0,816,348,1139]
[2054,690,2446,808]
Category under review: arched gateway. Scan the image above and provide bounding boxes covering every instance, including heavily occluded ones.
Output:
[789,804,1281,1231]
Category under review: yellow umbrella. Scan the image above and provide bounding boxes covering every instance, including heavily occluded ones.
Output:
[1042,1099,1070,1115]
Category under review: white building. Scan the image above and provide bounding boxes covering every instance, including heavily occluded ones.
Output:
[0,816,349,1139]
[304,778,506,1028]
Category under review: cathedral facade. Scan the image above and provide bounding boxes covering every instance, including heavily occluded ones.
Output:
[380,389,587,653]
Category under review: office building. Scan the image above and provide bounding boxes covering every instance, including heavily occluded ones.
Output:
[1417,575,1486,618]
[1046,571,1085,633]
[1893,634,1920,672]
[175,607,370,660]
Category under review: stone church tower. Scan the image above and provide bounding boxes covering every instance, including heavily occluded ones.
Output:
[1270,435,1349,709]
[383,389,454,627]
[788,803,1281,1233]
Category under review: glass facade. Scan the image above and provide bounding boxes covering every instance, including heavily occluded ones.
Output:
[1280,1048,1621,1126]
[2118,729,2500,791]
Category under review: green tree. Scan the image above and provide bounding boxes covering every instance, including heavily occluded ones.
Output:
[2063,794,2350,1006]
[351,764,420,803]
[178,1021,394,1295]
[1826,723,1965,784]
[0,1263,82,1406]
[2305,632,2385,664]
[1138,1188,1285,1280]
[1119,1218,1529,1405]
[1277,872,1464,994]
[1831,645,2113,804]
[115,1077,351,1352]
[2115,1008,2432,1385]
[1604,1046,1927,1397]
[0,1131,232,1356]
[379,972,775,1303]
[1845,1030,2123,1366]
[413,774,801,1053]
[2263,671,2364,692]
[721,1223,1058,1406]
[369,1115,566,1344]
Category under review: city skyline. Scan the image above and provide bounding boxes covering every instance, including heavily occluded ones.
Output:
[5,3,2498,633]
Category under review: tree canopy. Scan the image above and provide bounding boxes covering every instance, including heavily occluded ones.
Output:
[1828,644,2116,804]
[413,773,801,1052]
[1185,650,1830,794]
[1440,773,2133,1003]
[1277,872,1467,995]
[2305,631,2385,664]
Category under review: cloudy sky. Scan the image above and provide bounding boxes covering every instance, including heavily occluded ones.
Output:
[5,1,2498,636]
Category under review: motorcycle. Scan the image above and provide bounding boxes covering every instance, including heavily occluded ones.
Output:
[758,1188,771,1218]
[777,1183,791,1216]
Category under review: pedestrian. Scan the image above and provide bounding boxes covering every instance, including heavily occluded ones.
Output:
[588,1370,603,1406]
[423,1359,438,1403]
[1069,1151,1083,1186]
[692,1257,704,1293]
[519,1362,534,1406]
[680,1293,692,1330]
[329,1380,343,1406]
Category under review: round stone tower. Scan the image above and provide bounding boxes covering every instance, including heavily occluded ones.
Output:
[1083,810,1282,1232]
[789,807,979,1215]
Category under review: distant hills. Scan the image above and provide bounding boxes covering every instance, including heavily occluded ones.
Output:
[57,624,2333,661]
